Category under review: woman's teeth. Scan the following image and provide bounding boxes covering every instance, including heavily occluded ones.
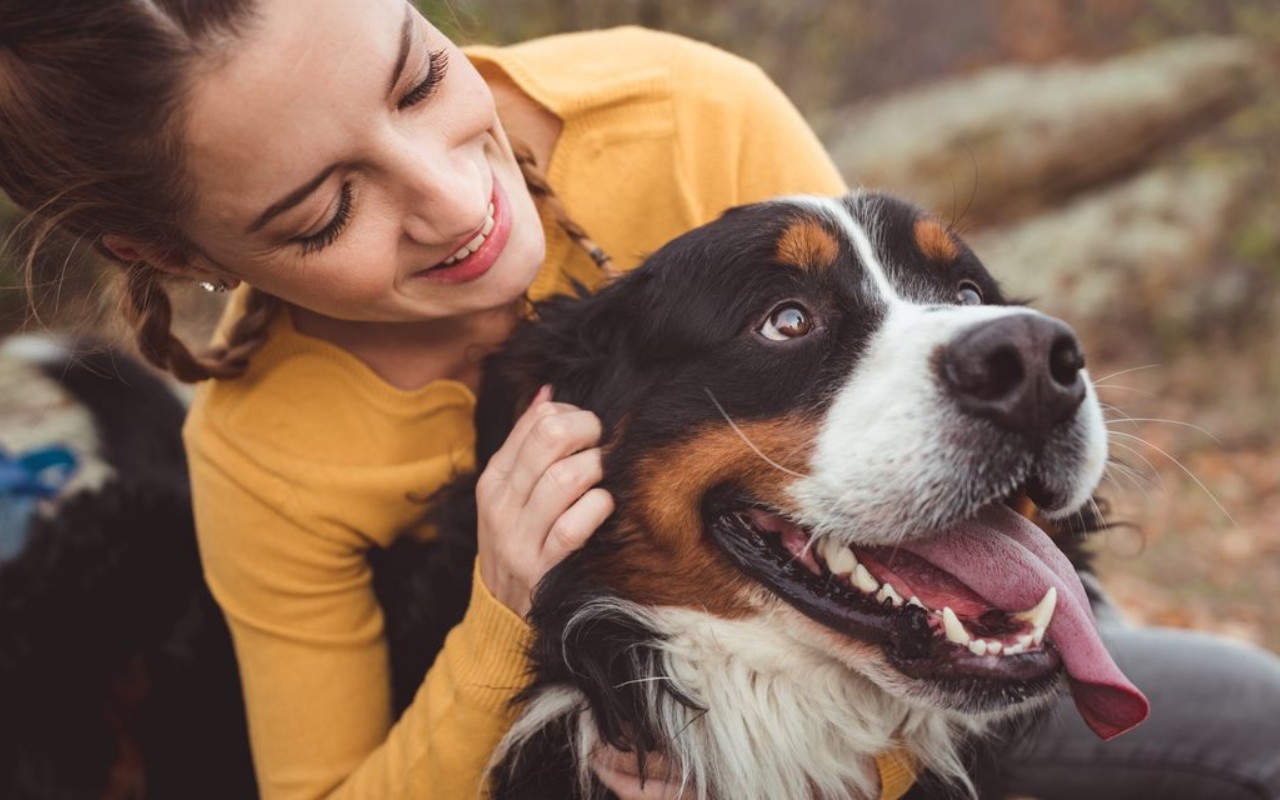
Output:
[440,202,497,266]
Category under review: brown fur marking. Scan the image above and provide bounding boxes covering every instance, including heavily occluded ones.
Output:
[914,218,960,263]
[599,415,819,616]
[776,219,840,270]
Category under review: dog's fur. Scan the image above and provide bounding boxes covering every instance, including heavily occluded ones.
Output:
[377,191,1115,799]
[0,342,256,799]
[3,191,1112,799]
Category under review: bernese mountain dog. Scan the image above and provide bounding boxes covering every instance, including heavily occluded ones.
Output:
[372,191,1149,799]
[0,340,255,799]
[2,191,1147,799]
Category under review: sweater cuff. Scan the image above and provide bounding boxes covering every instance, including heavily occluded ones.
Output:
[875,747,918,800]
[445,560,535,716]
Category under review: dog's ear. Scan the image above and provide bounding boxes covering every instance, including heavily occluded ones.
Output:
[473,275,651,470]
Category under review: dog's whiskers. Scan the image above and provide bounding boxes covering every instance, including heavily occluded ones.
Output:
[613,676,676,688]
[703,387,809,479]
[1103,457,1156,499]
[1107,430,1236,526]
[1094,383,1157,399]
[1105,417,1221,444]
[1092,364,1161,385]
[1106,440,1164,488]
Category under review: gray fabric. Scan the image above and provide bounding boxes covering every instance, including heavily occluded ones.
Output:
[1001,594,1280,800]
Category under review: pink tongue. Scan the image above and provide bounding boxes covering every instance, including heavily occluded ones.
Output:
[897,505,1149,740]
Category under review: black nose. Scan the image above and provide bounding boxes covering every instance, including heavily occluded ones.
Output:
[941,314,1087,441]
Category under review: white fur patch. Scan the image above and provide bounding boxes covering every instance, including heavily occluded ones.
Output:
[494,601,986,800]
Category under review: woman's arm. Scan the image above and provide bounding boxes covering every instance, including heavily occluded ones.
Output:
[188,436,530,799]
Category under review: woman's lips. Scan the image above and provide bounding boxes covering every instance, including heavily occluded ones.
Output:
[413,173,513,286]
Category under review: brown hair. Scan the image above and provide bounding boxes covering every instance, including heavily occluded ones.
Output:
[0,0,273,381]
[0,2,611,383]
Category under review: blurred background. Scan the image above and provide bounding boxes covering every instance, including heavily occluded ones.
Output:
[3,0,1278,648]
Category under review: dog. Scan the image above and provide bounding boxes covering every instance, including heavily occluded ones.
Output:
[376,191,1150,799]
[2,190,1148,799]
[0,339,256,799]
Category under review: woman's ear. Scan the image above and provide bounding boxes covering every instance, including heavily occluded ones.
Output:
[100,234,240,290]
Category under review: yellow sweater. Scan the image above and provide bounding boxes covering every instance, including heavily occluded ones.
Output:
[185,26,912,800]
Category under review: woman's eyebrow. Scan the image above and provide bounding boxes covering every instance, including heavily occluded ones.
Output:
[248,164,340,234]
[386,6,414,97]
[246,6,415,236]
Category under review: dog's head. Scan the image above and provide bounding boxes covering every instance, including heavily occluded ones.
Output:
[479,192,1147,745]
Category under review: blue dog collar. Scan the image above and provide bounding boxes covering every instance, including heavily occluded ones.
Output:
[0,444,79,562]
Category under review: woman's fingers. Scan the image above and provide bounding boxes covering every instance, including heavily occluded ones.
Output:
[504,406,603,503]
[592,746,687,800]
[473,387,613,617]
[482,385,553,481]
[520,446,603,533]
[539,486,614,568]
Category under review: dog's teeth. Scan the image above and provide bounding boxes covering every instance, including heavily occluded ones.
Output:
[1004,642,1026,655]
[853,564,879,594]
[821,539,857,575]
[876,583,903,607]
[1031,626,1046,647]
[908,595,926,609]
[986,640,1003,656]
[968,639,988,656]
[1017,634,1034,649]
[1015,586,1057,630]
[942,607,971,645]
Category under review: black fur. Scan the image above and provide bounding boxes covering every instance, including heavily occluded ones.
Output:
[0,344,255,799]
[370,476,480,717]
[416,194,1109,797]
[3,194,1114,799]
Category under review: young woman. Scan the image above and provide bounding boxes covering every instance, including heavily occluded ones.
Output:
[4,2,1280,800]
[1,1,856,797]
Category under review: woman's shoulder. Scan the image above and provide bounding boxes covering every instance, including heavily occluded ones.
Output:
[466,27,771,118]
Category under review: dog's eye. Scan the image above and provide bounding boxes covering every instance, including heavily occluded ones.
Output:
[760,304,813,341]
[957,281,983,306]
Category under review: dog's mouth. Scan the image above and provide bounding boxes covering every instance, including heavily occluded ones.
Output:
[705,489,1149,739]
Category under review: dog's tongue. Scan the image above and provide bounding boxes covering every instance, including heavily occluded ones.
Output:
[896,505,1149,740]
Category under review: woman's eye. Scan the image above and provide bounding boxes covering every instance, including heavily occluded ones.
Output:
[759,303,814,341]
[957,281,983,306]
[293,182,354,255]
[399,49,449,110]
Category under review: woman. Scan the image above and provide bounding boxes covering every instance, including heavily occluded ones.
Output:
[1,0,859,797]
[3,2,1279,800]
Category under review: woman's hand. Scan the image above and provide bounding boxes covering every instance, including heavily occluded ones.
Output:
[592,747,690,800]
[476,385,614,618]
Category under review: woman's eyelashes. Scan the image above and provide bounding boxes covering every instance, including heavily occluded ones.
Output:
[294,182,354,255]
[398,49,449,111]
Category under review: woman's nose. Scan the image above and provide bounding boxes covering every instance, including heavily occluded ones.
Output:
[395,146,489,246]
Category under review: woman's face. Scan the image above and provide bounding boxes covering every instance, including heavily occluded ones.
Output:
[179,0,545,322]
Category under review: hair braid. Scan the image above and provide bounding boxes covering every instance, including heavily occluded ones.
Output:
[512,141,617,280]
[212,287,281,375]
[121,265,278,382]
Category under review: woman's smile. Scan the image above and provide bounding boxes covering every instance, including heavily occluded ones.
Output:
[411,169,514,286]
